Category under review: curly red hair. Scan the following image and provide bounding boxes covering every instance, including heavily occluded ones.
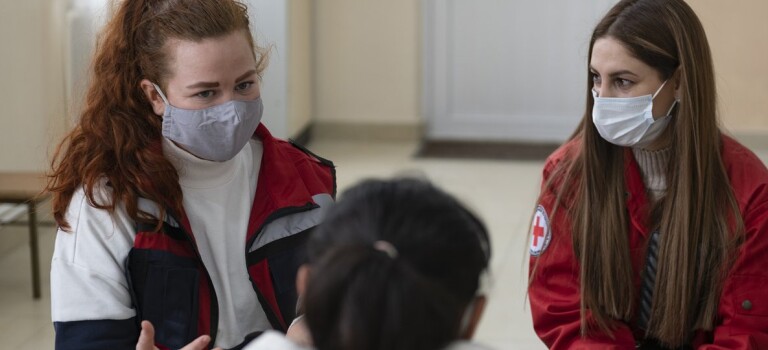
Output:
[48,0,268,230]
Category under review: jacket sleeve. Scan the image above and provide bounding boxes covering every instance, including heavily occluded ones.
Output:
[54,319,139,350]
[528,158,636,349]
[700,184,768,349]
[51,187,139,349]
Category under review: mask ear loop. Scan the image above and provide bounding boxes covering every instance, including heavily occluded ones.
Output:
[458,299,477,336]
[151,83,171,105]
[651,79,669,100]
[665,99,679,117]
[653,79,681,117]
[373,240,399,259]
[458,269,491,336]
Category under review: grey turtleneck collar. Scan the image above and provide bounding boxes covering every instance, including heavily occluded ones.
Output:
[632,147,671,202]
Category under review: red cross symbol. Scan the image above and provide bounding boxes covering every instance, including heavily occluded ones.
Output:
[533,216,545,246]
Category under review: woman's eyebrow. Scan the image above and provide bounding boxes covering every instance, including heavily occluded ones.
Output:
[184,70,257,90]
[235,69,257,82]
[186,81,219,89]
[589,66,639,78]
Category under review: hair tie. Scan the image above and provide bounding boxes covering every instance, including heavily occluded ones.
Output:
[373,240,398,259]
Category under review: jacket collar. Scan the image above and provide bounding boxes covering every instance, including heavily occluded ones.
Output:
[246,124,320,240]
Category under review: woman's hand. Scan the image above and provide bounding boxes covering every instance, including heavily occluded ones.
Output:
[136,320,222,350]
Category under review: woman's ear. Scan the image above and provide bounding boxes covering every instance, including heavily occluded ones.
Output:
[459,295,487,340]
[140,79,166,116]
[673,69,682,100]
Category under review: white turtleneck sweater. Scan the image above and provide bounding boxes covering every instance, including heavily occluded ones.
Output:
[162,138,271,347]
[632,147,671,201]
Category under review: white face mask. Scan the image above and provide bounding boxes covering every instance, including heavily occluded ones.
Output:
[592,80,678,148]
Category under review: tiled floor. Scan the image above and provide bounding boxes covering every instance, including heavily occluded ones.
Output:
[0,208,57,349]
[1,137,766,349]
[311,139,548,349]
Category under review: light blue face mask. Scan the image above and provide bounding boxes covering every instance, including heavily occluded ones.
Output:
[153,83,263,162]
[592,80,678,148]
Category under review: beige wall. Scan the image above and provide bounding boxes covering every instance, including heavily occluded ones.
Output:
[287,0,314,136]
[1,1,764,174]
[689,0,768,135]
[314,0,421,127]
[0,0,67,172]
[312,1,768,138]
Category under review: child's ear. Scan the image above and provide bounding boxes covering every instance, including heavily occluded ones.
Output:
[296,264,310,296]
[460,295,487,340]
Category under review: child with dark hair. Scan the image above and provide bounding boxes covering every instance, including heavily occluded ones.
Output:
[245,178,493,350]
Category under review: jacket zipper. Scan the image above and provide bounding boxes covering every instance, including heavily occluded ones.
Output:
[172,217,220,348]
[245,201,319,331]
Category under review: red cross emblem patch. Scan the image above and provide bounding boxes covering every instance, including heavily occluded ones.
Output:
[530,205,551,256]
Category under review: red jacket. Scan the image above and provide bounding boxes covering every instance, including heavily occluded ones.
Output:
[529,135,768,349]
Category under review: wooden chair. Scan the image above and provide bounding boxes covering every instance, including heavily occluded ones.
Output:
[0,172,50,299]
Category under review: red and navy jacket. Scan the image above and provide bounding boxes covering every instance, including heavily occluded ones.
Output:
[54,125,335,350]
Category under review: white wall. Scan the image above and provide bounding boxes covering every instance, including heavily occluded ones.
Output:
[247,0,290,138]
[63,0,112,125]
[423,0,616,142]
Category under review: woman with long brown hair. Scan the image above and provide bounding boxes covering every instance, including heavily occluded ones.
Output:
[528,0,768,348]
[47,0,335,349]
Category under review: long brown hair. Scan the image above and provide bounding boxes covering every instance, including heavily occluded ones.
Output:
[539,0,743,346]
[47,0,268,230]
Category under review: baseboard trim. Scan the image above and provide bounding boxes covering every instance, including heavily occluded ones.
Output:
[307,124,766,158]
[417,140,559,161]
[313,121,423,142]
[732,130,768,151]
[290,122,314,147]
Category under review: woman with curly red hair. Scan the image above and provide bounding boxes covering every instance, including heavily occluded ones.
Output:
[47,0,335,349]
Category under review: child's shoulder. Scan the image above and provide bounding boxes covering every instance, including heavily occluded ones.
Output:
[443,340,495,350]
[243,331,313,350]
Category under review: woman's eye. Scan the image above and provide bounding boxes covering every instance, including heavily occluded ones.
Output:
[591,74,601,86]
[196,90,215,98]
[616,78,633,88]
[236,81,254,91]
